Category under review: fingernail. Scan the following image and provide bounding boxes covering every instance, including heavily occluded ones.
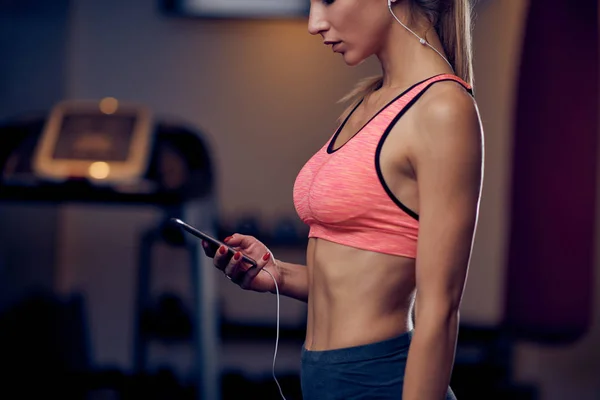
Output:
[219,246,227,255]
[262,252,271,261]
[233,252,241,261]
[224,236,233,243]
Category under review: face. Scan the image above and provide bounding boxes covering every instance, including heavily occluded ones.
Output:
[308,0,392,66]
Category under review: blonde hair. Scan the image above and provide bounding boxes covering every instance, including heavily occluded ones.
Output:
[338,0,474,121]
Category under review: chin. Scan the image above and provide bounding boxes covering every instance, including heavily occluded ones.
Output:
[342,51,368,67]
[341,51,368,67]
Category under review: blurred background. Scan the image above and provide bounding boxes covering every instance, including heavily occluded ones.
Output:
[0,0,599,399]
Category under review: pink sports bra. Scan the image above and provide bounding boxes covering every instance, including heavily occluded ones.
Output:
[293,74,473,258]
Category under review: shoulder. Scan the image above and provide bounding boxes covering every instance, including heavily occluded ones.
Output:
[415,81,480,137]
[409,81,483,160]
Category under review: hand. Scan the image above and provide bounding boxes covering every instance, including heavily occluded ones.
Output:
[202,234,281,293]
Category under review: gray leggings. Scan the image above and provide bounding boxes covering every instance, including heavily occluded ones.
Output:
[301,330,457,400]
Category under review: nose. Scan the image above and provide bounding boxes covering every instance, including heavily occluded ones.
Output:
[307,5,329,36]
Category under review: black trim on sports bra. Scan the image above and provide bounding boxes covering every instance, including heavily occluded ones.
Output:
[327,74,448,154]
[375,77,474,221]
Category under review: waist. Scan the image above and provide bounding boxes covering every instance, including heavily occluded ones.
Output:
[302,329,413,363]
[305,238,416,351]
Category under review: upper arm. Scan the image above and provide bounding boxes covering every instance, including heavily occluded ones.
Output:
[410,85,484,314]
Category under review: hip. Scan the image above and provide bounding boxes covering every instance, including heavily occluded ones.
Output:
[300,331,456,400]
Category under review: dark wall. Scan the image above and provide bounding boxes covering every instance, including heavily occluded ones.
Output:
[0,0,70,120]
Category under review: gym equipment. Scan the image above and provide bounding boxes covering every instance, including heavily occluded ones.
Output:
[0,99,219,400]
[33,99,154,185]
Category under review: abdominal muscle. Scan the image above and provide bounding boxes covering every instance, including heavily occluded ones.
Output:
[303,237,417,351]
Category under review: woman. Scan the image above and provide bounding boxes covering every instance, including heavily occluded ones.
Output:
[205,0,483,398]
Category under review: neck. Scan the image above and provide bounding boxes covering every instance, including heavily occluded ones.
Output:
[377,16,454,91]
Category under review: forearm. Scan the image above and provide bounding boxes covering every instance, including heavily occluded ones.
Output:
[403,310,459,399]
[271,259,309,302]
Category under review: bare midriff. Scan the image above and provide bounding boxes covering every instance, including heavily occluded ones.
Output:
[303,237,416,351]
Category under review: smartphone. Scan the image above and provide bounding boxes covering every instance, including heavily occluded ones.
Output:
[170,218,258,268]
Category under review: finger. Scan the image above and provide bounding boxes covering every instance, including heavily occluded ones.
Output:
[239,251,272,290]
[201,241,217,258]
[213,245,233,271]
[230,252,260,285]
[224,251,246,279]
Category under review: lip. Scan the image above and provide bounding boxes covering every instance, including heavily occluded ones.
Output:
[326,41,342,52]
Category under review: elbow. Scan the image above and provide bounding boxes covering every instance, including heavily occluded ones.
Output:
[416,296,462,328]
[416,281,465,319]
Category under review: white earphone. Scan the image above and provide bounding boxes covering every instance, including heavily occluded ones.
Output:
[387,0,453,69]
[260,268,287,400]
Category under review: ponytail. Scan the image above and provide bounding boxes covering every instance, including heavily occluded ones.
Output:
[338,0,474,122]
[438,0,474,87]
